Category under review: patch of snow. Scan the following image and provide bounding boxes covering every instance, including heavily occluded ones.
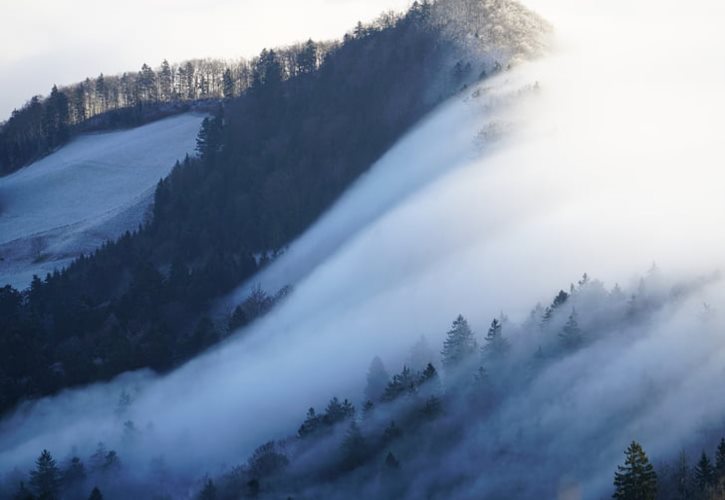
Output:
[0,113,205,289]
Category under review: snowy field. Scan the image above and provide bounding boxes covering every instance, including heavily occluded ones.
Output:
[0,113,205,289]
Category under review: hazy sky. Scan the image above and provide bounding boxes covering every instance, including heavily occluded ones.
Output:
[0,0,411,120]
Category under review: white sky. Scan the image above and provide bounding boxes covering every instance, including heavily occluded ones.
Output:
[0,0,412,120]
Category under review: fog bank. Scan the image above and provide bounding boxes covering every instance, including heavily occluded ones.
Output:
[3,0,725,498]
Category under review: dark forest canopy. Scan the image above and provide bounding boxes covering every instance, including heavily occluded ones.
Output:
[0,0,547,417]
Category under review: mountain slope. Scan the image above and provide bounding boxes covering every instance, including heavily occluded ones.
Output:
[3,0,725,498]
[0,0,548,417]
[0,113,205,289]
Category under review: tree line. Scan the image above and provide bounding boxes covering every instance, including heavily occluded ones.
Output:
[0,41,335,175]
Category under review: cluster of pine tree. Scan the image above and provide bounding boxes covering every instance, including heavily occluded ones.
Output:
[612,436,725,500]
[4,270,715,499]
[8,445,117,500]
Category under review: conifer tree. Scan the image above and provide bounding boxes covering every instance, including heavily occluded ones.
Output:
[323,397,355,425]
[297,407,321,438]
[441,315,477,373]
[483,318,509,359]
[384,451,400,470]
[716,438,725,477]
[364,356,390,402]
[541,290,569,326]
[354,21,367,38]
[88,487,103,500]
[222,68,234,99]
[297,39,318,74]
[159,60,173,100]
[694,451,715,492]
[419,363,438,384]
[95,74,107,111]
[559,309,583,349]
[382,366,416,402]
[613,441,657,500]
[139,63,157,102]
[29,449,61,499]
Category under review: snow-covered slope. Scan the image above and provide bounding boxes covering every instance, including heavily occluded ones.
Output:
[0,113,205,289]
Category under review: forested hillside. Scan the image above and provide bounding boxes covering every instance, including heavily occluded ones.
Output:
[0,0,548,416]
[4,271,723,499]
[0,44,331,175]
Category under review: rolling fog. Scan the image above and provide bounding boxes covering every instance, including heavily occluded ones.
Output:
[3,0,725,497]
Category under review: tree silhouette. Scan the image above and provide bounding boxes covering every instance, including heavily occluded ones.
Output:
[613,441,657,500]
[29,449,61,499]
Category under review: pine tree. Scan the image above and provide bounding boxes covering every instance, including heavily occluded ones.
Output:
[384,451,400,470]
[559,309,583,349]
[354,21,367,38]
[441,315,477,373]
[483,318,509,359]
[613,441,657,500]
[196,117,211,156]
[95,74,107,111]
[184,61,196,99]
[716,438,725,477]
[694,451,715,491]
[195,110,223,160]
[541,290,569,327]
[297,407,322,438]
[297,39,318,74]
[159,60,173,100]
[252,49,283,91]
[29,449,61,499]
[323,397,355,426]
[88,487,103,500]
[382,366,416,402]
[138,63,158,102]
[364,356,390,402]
[222,69,234,99]
[419,363,438,384]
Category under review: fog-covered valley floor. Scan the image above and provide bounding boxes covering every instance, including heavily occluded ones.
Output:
[3,0,725,498]
[0,113,204,289]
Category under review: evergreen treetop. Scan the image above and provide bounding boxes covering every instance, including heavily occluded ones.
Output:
[613,441,657,500]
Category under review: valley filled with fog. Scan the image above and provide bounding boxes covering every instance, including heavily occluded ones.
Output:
[2,0,725,498]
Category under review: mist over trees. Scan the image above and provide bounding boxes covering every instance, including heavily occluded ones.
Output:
[3,271,724,499]
[0,0,546,417]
